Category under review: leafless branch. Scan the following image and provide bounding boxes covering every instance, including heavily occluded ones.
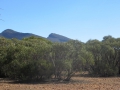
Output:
[0,8,3,10]
[0,8,4,21]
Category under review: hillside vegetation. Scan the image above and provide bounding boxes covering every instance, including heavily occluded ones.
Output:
[0,35,120,82]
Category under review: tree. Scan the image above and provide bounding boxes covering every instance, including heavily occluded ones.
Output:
[1,37,54,81]
[0,38,11,77]
[86,38,119,76]
[50,42,74,81]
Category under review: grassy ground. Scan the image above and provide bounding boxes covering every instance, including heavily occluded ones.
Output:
[0,74,120,90]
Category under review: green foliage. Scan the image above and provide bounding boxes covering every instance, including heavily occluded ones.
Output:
[0,37,54,81]
[0,35,120,82]
[18,59,53,81]
[50,42,74,80]
[86,38,120,76]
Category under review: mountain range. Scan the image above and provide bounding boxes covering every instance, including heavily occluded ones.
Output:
[0,29,71,42]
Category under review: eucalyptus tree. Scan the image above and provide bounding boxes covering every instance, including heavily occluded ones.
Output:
[86,39,104,76]
[0,38,16,77]
[115,38,120,75]
[1,37,54,81]
[86,37,120,76]
[67,40,89,72]
[102,36,120,76]
[51,42,74,81]
[18,36,54,81]
[1,38,30,79]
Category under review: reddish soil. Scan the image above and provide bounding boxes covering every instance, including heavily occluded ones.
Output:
[0,77,120,90]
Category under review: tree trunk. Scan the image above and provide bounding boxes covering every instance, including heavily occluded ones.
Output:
[118,64,120,75]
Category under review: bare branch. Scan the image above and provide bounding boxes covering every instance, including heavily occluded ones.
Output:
[0,19,4,21]
[0,8,3,10]
[0,8,4,21]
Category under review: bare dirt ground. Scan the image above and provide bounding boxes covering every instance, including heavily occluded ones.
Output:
[0,76,120,90]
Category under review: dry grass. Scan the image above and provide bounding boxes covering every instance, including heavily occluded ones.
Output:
[0,74,120,90]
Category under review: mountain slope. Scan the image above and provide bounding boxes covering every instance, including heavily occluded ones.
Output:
[47,33,70,42]
[0,29,41,39]
[0,29,71,42]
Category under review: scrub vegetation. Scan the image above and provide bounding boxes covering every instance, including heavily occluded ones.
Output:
[0,35,120,82]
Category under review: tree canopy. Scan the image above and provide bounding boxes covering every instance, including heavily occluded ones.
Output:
[0,35,120,82]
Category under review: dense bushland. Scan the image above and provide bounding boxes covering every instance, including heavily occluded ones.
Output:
[0,35,120,82]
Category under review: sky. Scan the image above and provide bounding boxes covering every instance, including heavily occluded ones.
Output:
[0,0,120,42]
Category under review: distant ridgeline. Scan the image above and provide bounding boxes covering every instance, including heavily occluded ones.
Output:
[0,29,71,42]
[47,33,70,42]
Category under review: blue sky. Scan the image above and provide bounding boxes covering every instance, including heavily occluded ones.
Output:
[0,0,120,42]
